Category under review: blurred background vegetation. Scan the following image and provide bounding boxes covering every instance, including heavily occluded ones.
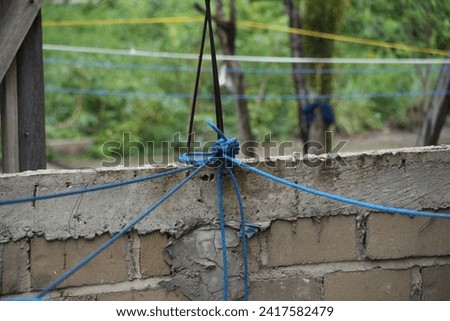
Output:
[40,0,449,163]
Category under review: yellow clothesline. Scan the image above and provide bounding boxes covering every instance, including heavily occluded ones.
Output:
[42,16,449,57]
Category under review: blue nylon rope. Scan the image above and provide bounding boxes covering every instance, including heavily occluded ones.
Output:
[226,167,249,301]
[180,119,247,301]
[226,156,450,219]
[216,165,229,301]
[0,166,193,207]
[6,119,447,302]
[46,85,450,101]
[35,163,207,299]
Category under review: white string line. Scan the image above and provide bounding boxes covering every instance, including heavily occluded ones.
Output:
[43,44,449,65]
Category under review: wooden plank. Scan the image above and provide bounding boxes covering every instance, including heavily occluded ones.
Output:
[416,49,450,146]
[0,0,20,173]
[16,10,46,171]
[0,0,42,82]
[0,58,20,173]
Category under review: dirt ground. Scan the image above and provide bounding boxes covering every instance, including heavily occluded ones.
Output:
[336,123,450,153]
[42,119,450,170]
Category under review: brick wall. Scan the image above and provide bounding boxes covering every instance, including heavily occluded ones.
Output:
[1,232,184,300]
[1,146,449,300]
[249,215,450,300]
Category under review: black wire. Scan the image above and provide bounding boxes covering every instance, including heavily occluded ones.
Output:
[187,13,209,154]
[187,0,225,154]
[206,0,224,134]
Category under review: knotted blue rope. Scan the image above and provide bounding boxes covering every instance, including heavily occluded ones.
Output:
[4,118,447,302]
[179,119,239,167]
[179,119,251,301]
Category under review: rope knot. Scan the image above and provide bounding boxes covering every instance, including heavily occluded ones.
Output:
[179,119,240,167]
[210,136,240,166]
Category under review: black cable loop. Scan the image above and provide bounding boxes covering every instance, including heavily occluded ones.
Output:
[187,0,225,154]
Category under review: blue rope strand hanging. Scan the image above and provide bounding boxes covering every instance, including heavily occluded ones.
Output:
[180,119,250,301]
[227,167,250,300]
[216,164,229,301]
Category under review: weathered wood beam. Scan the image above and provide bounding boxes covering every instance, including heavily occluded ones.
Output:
[16,10,47,171]
[0,59,20,173]
[0,0,42,82]
[1,0,20,173]
[0,0,46,172]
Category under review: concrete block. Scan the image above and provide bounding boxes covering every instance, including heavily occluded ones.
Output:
[127,231,141,280]
[422,265,450,300]
[266,216,358,266]
[249,277,322,301]
[1,239,30,294]
[366,214,450,259]
[237,165,299,221]
[30,238,65,290]
[1,146,450,242]
[140,232,170,277]
[248,233,263,273]
[163,227,244,300]
[324,269,412,300]
[62,235,128,287]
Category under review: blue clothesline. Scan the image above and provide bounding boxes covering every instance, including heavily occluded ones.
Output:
[45,85,450,101]
[44,57,446,75]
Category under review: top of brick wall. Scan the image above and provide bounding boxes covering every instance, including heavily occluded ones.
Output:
[1,145,449,242]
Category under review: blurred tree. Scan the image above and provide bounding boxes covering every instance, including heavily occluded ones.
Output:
[303,0,347,154]
[283,0,310,149]
[304,0,347,95]
[342,0,450,126]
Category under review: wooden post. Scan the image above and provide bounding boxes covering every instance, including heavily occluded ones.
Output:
[0,0,46,172]
[0,59,20,173]
[416,49,450,146]
[0,0,20,173]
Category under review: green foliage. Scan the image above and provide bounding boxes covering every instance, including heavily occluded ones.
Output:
[41,0,449,160]
[342,0,450,57]
[337,0,449,129]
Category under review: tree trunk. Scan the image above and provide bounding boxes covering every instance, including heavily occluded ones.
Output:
[416,48,450,146]
[308,107,326,154]
[214,0,254,145]
[283,0,310,146]
[302,0,345,155]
